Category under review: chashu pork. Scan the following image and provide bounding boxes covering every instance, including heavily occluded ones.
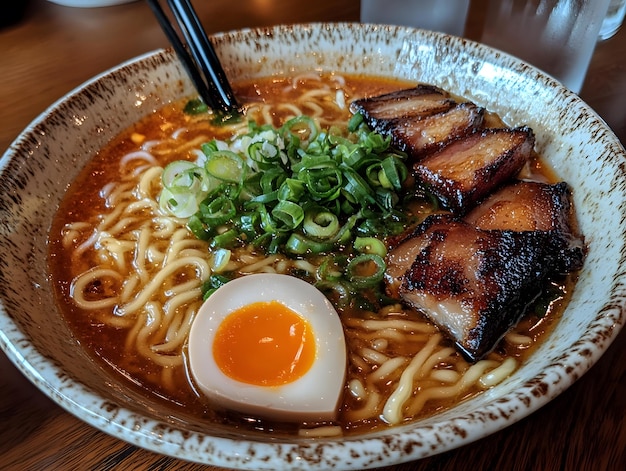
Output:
[465,180,585,273]
[350,86,485,161]
[387,102,485,160]
[389,214,569,361]
[350,84,455,131]
[358,84,586,361]
[412,127,535,215]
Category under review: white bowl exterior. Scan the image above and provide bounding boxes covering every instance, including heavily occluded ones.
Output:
[1,24,625,470]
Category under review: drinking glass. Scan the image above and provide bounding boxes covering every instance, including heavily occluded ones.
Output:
[360,0,470,36]
[480,0,611,93]
[598,0,626,40]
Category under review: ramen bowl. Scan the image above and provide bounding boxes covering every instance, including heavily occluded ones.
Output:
[1,23,625,470]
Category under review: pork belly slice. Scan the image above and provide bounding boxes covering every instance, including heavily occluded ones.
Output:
[413,127,535,215]
[466,180,572,231]
[388,102,485,161]
[393,214,562,361]
[466,180,585,272]
[385,228,430,299]
[349,85,455,130]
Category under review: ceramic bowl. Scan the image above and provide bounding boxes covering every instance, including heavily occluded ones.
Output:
[1,23,625,470]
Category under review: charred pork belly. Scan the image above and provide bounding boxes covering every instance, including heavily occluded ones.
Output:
[385,227,430,299]
[412,127,535,215]
[466,180,572,232]
[466,180,585,273]
[389,214,567,361]
[350,84,455,131]
[387,102,485,160]
[361,84,585,362]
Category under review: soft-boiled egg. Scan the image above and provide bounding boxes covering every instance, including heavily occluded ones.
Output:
[188,273,347,422]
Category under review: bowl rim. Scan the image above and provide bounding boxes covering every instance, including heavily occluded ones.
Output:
[1,22,625,470]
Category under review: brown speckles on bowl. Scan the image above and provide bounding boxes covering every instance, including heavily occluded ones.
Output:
[1,23,626,470]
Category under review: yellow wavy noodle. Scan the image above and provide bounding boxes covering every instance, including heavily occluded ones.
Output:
[59,74,530,431]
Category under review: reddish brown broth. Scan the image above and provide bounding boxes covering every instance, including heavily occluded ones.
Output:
[48,75,575,434]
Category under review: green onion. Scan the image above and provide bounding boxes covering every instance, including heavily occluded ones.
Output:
[205,151,246,183]
[354,237,387,257]
[256,168,286,199]
[272,200,304,229]
[159,114,410,257]
[187,214,211,240]
[299,164,343,201]
[199,195,236,227]
[278,178,306,202]
[284,233,334,255]
[210,228,241,249]
[314,280,351,308]
[253,203,278,234]
[341,165,377,206]
[380,155,408,190]
[184,98,209,115]
[281,116,319,144]
[210,248,231,272]
[249,140,281,166]
[201,273,233,300]
[234,212,260,239]
[347,112,364,132]
[346,253,386,288]
[303,209,340,239]
[316,255,348,282]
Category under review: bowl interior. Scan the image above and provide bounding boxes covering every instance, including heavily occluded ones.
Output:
[1,23,625,470]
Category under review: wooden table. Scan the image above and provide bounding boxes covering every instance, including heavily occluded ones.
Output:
[1,1,625,469]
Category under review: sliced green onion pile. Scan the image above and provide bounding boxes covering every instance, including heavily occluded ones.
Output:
[160,113,410,257]
[160,112,415,307]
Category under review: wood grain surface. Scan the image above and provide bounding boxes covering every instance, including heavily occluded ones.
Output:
[1,1,625,470]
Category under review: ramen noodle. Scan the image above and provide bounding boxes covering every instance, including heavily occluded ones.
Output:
[49,74,574,435]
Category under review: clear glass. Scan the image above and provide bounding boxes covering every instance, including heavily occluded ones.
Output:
[598,0,626,40]
[481,0,611,93]
[360,0,470,36]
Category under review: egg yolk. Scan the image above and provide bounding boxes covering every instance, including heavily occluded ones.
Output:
[212,301,316,386]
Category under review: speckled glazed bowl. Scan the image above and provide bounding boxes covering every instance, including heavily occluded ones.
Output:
[1,23,625,470]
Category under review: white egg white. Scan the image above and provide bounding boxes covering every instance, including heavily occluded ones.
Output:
[188,273,347,422]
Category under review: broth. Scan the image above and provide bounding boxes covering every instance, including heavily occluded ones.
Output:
[48,74,576,435]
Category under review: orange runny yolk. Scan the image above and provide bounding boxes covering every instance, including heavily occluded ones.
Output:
[212,301,316,386]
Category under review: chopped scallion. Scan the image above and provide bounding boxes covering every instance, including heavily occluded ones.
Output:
[160,114,410,257]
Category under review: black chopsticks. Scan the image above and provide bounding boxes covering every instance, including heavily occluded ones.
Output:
[146,0,240,115]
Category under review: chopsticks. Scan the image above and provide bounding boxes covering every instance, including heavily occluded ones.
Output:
[146,0,240,115]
